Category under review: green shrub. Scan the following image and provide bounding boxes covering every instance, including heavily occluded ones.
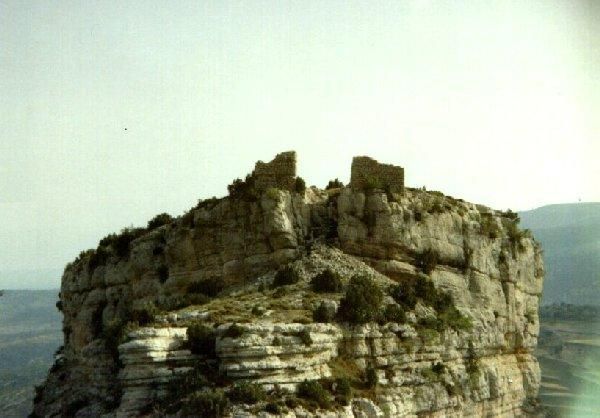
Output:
[147,213,173,230]
[337,275,383,324]
[130,301,160,326]
[415,249,438,275]
[295,177,306,193]
[439,306,472,331]
[419,316,444,332]
[88,246,110,272]
[158,293,210,311]
[414,275,438,304]
[389,280,417,310]
[334,377,352,396]
[227,175,259,201]
[326,178,344,189]
[420,328,440,344]
[264,402,282,414]
[272,266,300,287]
[415,210,423,222]
[432,362,446,375]
[156,265,169,283]
[98,227,146,258]
[186,323,216,357]
[187,278,223,297]
[298,329,313,346]
[421,367,438,382]
[503,209,520,222]
[164,367,209,407]
[382,304,406,324]
[297,380,332,409]
[364,175,383,191]
[480,214,500,239]
[506,221,530,252]
[273,287,287,298]
[181,389,229,418]
[56,300,63,312]
[228,382,266,404]
[313,302,336,323]
[311,268,343,293]
[223,323,244,339]
[265,187,280,200]
[102,318,137,359]
[365,366,378,388]
[432,291,453,311]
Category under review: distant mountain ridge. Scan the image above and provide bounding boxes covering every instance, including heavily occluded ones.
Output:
[519,202,600,306]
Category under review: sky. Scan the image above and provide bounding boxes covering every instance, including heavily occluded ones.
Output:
[1,0,599,288]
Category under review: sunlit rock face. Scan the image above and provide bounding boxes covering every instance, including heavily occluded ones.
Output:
[32,154,543,417]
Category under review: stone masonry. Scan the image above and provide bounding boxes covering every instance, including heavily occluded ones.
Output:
[252,151,297,192]
[350,156,404,193]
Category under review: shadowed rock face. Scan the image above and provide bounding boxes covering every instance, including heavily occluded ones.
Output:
[32,153,543,418]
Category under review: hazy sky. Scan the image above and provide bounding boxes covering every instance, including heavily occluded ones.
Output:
[1,1,598,288]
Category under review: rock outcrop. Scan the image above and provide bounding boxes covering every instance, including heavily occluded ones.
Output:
[32,153,544,417]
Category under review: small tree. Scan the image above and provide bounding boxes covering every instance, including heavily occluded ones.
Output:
[272,265,300,287]
[337,275,383,324]
[326,178,344,189]
[311,268,343,293]
[295,177,307,193]
[147,213,173,230]
[186,323,216,357]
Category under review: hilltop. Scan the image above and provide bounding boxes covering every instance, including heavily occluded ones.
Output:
[32,152,544,417]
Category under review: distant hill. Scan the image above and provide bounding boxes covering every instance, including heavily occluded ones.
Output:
[0,290,62,417]
[519,202,600,306]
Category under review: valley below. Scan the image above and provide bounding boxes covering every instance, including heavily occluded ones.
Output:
[536,316,600,417]
[0,290,62,417]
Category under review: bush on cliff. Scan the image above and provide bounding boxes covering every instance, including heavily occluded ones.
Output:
[147,212,173,230]
[365,366,378,389]
[313,302,336,323]
[295,176,306,193]
[227,174,259,201]
[186,323,216,357]
[228,382,266,404]
[326,178,344,189]
[414,249,438,275]
[99,227,146,258]
[480,213,501,239]
[381,303,406,324]
[187,278,224,297]
[181,389,229,418]
[130,301,160,326]
[272,265,300,287]
[337,275,383,324]
[297,380,332,409]
[311,268,343,293]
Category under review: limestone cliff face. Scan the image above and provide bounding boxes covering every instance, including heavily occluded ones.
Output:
[32,153,544,417]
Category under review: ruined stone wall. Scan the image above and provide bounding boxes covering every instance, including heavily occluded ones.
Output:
[350,156,404,193]
[252,151,297,192]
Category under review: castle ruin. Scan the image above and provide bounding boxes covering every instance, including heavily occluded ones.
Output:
[252,151,297,192]
[350,156,404,193]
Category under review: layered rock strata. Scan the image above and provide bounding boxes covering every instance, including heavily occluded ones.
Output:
[32,153,543,417]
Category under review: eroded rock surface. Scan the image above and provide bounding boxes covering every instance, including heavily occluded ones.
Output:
[32,153,543,417]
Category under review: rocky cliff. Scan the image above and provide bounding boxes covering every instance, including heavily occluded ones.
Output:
[32,152,544,417]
